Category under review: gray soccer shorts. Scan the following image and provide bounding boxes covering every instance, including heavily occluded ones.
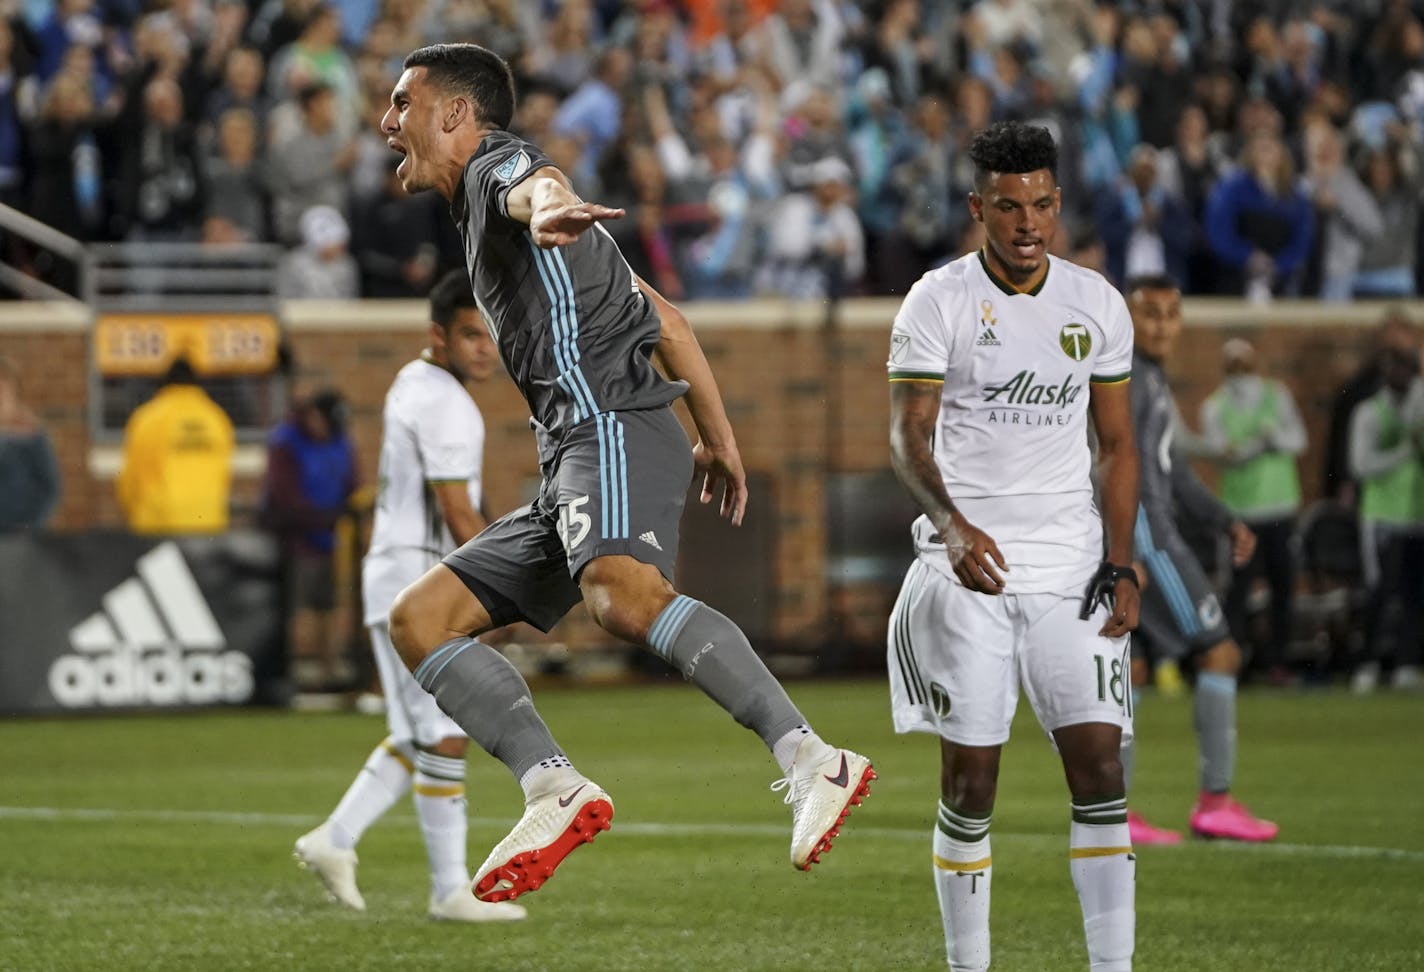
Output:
[1133,506,1232,659]
[444,407,693,631]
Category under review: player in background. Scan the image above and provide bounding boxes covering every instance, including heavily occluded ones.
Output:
[294,271,526,923]
[1122,274,1279,844]
[378,43,875,905]
[887,122,1139,972]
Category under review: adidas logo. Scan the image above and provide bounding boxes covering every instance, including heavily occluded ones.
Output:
[976,329,1001,347]
[639,530,662,551]
[49,542,253,708]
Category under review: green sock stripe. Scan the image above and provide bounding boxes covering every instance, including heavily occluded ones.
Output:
[937,802,992,841]
[1071,794,1127,825]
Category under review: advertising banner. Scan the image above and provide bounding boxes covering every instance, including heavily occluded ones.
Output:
[0,532,285,714]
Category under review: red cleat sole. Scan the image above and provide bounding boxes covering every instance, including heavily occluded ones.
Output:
[799,765,877,871]
[473,798,614,902]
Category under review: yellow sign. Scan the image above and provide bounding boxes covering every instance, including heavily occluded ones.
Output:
[95,314,280,376]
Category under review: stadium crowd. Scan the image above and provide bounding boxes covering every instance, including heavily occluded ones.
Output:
[5,0,1424,300]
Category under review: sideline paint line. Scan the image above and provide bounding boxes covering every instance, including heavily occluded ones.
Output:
[1,805,1422,864]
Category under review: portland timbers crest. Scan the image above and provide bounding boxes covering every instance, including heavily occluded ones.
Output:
[1059,322,1091,361]
[930,682,952,720]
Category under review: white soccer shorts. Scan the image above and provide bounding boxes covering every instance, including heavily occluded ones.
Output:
[369,621,465,746]
[888,559,1133,746]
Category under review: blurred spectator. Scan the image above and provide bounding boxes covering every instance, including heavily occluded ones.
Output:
[205,46,270,136]
[0,19,27,212]
[882,91,954,296]
[278,204,358,298]
[781,84,851,191]
[856,0,922,108]
[1155,103,1230,292]
[1348,340,1424,693]
[350,163,441,297]
[1355,135,1422,299]
[203,108,266,242]
[1204,130,1314,298]
[260,388,358,691]
[266,4,359,128]
[1324,310,1418,503]
[1302,121,1381,301]
[756,0,844,90]
[116,75,205,241]
[1129,13,1193,150]
[551,45,630,187]
[758,155,864,299]
[601,141,685,298]
[525,0,597,94]
[268,80,354,244]
[0,356,59,531]
[27,72,103,242]
[1097,143,1192,288]
[1200,338,1306,685]
[115,357,234,535]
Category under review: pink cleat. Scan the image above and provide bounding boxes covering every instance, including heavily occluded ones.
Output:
[1128,810,1182,845]
[1189,793,1279,842]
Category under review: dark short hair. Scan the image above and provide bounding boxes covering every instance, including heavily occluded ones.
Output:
[429,269,479,328]
[968,122,1058,190]
[297,80,332,109]
[164,356,197,385]
[403,43,516,130]
[1124,273,1180,299]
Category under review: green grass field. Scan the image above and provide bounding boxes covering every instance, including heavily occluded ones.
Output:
[2,679,1421,971]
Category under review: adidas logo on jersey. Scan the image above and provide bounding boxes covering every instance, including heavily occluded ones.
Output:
[976,328,1001,347]
[48,542,253,709]
[639,531,663,551]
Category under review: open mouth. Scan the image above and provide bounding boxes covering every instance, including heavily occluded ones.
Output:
[1011,239,1041,260]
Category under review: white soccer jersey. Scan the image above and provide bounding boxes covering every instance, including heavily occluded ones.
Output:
[887,250,1133,593]
[362,357,485,624]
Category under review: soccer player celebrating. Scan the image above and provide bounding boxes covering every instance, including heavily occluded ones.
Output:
[295,271,525,922]
[887,122,1140,972]
[1122,274,1279,844]
[377,43,875,904]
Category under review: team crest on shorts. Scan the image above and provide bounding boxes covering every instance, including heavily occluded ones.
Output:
[1059,322,1091,361]
[930,682,952,720]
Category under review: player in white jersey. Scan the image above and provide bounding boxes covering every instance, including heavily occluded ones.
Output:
[887,123,1140,972]
[294,272,525,923]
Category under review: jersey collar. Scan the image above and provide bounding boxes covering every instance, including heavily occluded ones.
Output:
[977,248,1049,296]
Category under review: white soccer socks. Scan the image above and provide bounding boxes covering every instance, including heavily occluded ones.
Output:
[328,737,415,849]
[413,750,470,900]
[933,801,992,972]
[1069,796,1136,972]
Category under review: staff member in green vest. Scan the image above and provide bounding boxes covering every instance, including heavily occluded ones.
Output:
[1347,342,1424,693]
[1200,338,1305,686]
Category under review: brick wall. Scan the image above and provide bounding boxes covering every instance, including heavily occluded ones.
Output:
[1,297,1400,653]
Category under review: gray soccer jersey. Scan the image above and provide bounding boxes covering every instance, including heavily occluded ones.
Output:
[451,130,686,452]
[1131,350,1232,653]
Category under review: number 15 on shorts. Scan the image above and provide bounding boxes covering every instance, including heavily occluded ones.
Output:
[558,495,592,550]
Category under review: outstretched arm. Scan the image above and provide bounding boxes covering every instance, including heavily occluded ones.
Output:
[637,273,748,525]
[504,166,624,247]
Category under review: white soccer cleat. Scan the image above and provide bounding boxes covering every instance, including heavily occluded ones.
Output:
[771,738,877,871]
[471,772,614,903]
[428,887,528,923]
[293,822,366,911]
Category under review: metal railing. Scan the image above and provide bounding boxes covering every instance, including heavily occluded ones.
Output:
[0,202,87,301]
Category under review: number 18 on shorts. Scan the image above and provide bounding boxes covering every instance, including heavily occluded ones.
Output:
[888,560,1134,746]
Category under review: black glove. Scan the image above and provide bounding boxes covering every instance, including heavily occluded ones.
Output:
[1079,562,1139,621]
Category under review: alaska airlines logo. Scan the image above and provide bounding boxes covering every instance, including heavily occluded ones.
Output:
[981,369,1083,407]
